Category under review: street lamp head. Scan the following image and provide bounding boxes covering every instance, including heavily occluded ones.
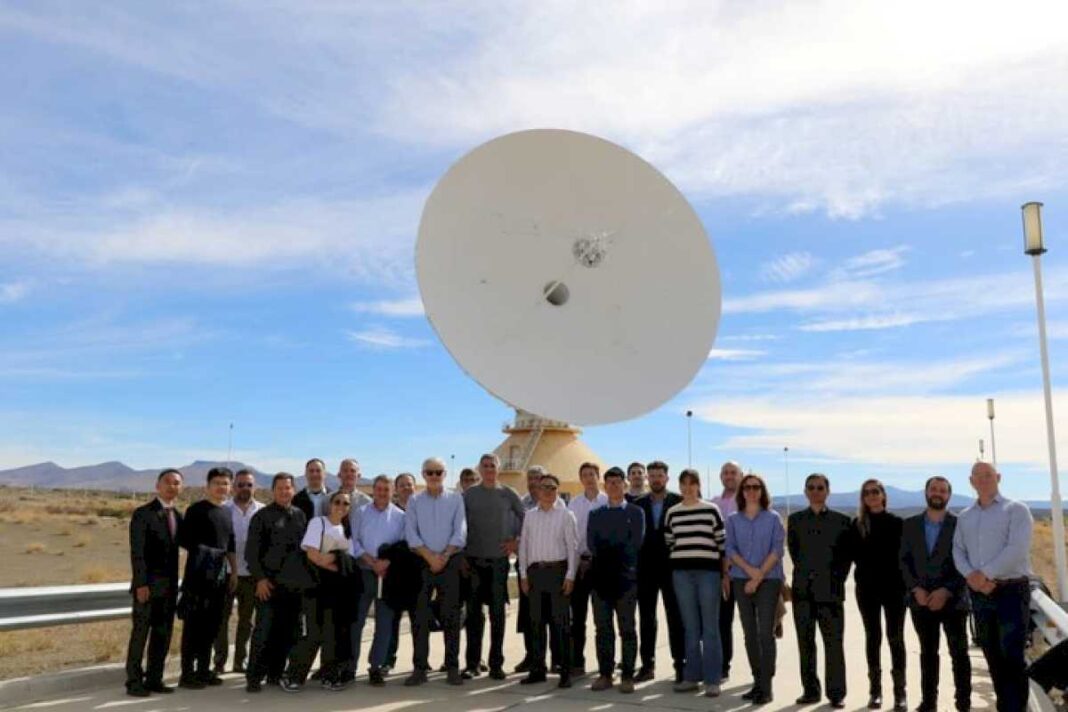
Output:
[686,409,693,417]
[1022,202,1046,255]
[986,398,995,420]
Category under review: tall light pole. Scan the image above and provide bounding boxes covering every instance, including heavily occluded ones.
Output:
[987,398,997,468]
[783,446,791,518]
[226,422,234,470]
[685,410,693,468]
[1022,201,1068,602]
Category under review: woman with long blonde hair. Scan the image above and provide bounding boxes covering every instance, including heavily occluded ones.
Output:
[852,479,907,710]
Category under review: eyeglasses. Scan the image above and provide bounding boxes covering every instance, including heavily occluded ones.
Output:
[423,470,444,477]
[862,488,882,496]
[742,484,762,492]
[539,484,558,491]
[806,484,826,491]
[235,482,253,489]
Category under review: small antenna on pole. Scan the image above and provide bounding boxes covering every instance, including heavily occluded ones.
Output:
[783,446,791,518]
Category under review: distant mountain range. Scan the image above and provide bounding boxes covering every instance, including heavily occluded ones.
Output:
[0,460,370,492]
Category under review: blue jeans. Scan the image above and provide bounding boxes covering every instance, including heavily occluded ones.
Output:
[672,569,722,685]
[350,569,396,672]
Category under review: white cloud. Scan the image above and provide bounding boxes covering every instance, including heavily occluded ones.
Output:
[0,280,29,303]
[831,246,909,280]
[350,297,425,318]
[760,252,816,284]
[707,348,766,361]
[799,313,923,332]
[346,327,428,350]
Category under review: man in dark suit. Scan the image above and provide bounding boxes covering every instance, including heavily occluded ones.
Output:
[292,457,331,522]
[633,460,685,682]
[900,476,971,712]
[788,473,853,708]
[124,469,184,697]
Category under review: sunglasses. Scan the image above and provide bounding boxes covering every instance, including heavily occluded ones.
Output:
[742,484,762,492]
[539,483,558,491]
[862,488,883,496]
[806,484,827,491]
[424,469,444,477]
[332,501,351,508]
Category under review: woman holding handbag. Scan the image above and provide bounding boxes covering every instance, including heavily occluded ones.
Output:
[281,491,354,692]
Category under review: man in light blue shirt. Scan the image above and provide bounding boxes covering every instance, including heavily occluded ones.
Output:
[404,457,467,687]
[952,462,1033,712]
[349,475,406,685]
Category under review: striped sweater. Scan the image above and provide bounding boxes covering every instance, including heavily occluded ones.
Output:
[664,500,726,570]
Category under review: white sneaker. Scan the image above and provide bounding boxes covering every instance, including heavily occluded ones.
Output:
[704,684,721,697]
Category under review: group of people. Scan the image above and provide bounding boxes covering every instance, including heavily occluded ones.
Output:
[124,455,1035,712]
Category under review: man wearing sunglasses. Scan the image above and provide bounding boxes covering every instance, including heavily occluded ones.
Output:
[404,457,468,686]
[213,469,264,674]
[788,473,853,708]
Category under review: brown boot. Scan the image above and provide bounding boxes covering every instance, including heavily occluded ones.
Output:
[591,675,614,691]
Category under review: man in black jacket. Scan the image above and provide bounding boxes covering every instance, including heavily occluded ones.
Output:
[788,473,853,708]
[899,476,971,712]
[633,460,685,682]
[124,469,184,697]
[292,458,331,523]
[245,472,308,692]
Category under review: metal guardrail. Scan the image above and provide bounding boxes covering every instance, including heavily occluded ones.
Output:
[0,583,130,631]
[1030,586,1068,648]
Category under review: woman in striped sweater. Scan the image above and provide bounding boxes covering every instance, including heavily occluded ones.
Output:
[664,468,728,697]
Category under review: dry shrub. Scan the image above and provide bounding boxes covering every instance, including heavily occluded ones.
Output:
[72,536,89,548]
[24,542,45,554]
[80,565,127,583]
[57,527,73,537]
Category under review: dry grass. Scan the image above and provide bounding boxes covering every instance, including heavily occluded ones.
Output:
[24,542,45,554]
[79,565,128,584]
[1030,519,1065,590]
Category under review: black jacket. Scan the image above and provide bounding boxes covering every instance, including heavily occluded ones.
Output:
[634,491,682,563]
[850,511,906,594]
[245,503,308,588]
[788,507,854,603]
[378,541,423,613]
[293,487,331,524]
[899,512,968,611]
[129,499,182,597]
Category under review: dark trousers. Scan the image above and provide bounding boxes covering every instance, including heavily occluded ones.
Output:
[734,578,782,696]
[247,585,301,684]
[413,557,462,671]
[910,606,971,709]
[213,575,256,670]
[516,559,561,667]
[856,584,907,696]
[465,557,510,670]
[528,562,571,674]
[592,586,638,677]
[793,597,846,701]
[285,591,342,683]
[570,557,594,668]
[637,560,685,672]
[125,592,176,688]
[180,587,227,679]
[973,581,1030,712]
[720,579,735,676]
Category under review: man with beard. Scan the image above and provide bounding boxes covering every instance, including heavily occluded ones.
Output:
[710,461,742,682]
[952,462,1033,712]
[214,469,264,674]
[625,463,646,503]
[293,458,331,522]
[900,476,971,712]
[634,461,685,682]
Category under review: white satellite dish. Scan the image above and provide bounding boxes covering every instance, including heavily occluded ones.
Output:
[416,129,720,425]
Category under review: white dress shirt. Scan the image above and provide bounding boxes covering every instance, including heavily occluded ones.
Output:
[568,491,608,556]
[519,503,578,580]
[225,498,264,576]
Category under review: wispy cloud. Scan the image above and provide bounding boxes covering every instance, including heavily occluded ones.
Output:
[830,246,909,280]
[350,297,425,318]
[707,348,766,361]
[0,280,29,304]
[760,252,816,284]
[799,313,922,332]
[346,327,428,350]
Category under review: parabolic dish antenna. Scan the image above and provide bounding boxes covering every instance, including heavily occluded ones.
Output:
[416,129,720,426]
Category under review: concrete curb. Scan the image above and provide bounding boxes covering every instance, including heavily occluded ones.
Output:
[0,657,181,709]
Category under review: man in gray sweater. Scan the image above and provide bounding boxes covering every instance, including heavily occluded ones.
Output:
[463,453,526,679]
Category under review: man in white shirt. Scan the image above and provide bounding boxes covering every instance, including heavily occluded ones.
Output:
[710,460,742,681]
[567,462,608,675]
[213,469,264,674]
[518,473,578,689]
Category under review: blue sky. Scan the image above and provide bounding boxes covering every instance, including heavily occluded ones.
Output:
[2,2,1068,501]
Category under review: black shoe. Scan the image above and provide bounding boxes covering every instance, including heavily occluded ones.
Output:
[214,663,226,675]
[280,679,303,693]
[674,668,684,683]
[916,702,936,712]
[869,693,884,709]
[634,667,655,683]
[145,682,174,694]
[246,679,262,693]
[752,692,774,705]
[461,667,480,679]
[233,662,246,674]
[369,668,386,687]
[479,662,488,672]
[310,668,323,681]
[894,695,908,711]
[200,673,225,687]
[126,683,150,698]
[796,692,821,704]
[520,672,547,685]
[266,676,282,686]
[489,667,506,680]
[404,670,428,687]
[514,659,532,673]
[570,665,586,677]
[438,663,448,673]
[551,664,562,674]
[830,699,846,709]
[447,668,464,686]
[381,664,393,675]
[178,676,206,690]
[558,675,572,689]
[742,686,758,701]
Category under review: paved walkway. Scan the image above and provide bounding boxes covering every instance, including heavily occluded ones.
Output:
[6,586,995,712]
